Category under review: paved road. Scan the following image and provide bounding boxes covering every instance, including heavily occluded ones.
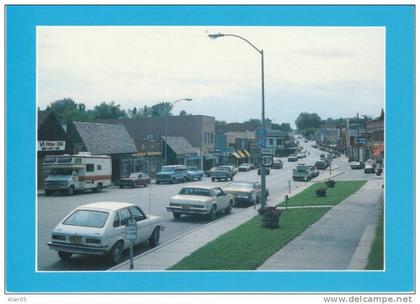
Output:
[37,141,378,271]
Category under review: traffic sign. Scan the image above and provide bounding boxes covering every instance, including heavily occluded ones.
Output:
[261,148,275,155]
[261,155,273,167]
[125,219,137,241]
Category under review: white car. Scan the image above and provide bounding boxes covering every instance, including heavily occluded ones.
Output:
[47,202,163,264]
[166,186,234,220]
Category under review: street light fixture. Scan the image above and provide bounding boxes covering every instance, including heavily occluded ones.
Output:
[164,98,192,166]
[208,32,268,207]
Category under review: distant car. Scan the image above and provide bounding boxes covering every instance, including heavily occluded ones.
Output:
[220,165,237,175]
[350,161,365,170]
[310,166,319,178]
[47,202,163,264]
[205,167,217,177]
[156,165,189,184]
[238,163,253,172]
[224,181,268,206]
[364,164,375,174]
[119,172,151,188]
[315,159,329,170]
[257,166,270,175]
[288,154,298,162]
[187,166,204,181]
[210,166,235,181]
[272,157,283,169]
[166,186,234,220]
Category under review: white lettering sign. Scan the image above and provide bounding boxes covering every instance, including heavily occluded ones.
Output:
[38,141,66,151]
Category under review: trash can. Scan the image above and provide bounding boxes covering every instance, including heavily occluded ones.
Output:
[259,206,281,228]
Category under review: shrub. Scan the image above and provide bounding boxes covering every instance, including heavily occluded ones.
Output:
[316,187,327,197]
[325,179,336,188]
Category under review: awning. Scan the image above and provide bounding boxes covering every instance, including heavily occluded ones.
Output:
[237,151,246,158]
[242,150,250,157]
[232,152,241,159]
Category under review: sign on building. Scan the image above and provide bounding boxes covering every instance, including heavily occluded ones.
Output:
[37,141,66,151]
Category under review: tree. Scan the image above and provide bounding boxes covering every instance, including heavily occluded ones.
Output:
[295,112,322,131]
[179,110,187,116]
[92,101,127,119]
[45,98,93,122]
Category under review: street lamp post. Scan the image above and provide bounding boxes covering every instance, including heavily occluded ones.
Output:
[209,32,267,207]
[164,98,192,166]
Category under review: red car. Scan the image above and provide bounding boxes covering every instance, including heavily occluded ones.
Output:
[119,172,151,188]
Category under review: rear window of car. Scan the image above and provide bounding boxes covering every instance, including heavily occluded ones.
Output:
[228,182,254,190]
[63,210,109,228]
[179,188,212,197]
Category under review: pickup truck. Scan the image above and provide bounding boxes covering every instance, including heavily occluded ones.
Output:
[211,166,235,182]
[292,163,312,182]
[156,165,189,184]
[187,166,204,181]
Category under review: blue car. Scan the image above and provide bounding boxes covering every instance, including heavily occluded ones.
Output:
[156,165,189,184]
[187,166,204,181]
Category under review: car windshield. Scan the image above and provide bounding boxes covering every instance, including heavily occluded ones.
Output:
[215,167,229,171]
[63,210,109,228]
[129,173,140,178]
[179,188,212,197]
[49,168,74,176]
[161,166,176,172]
[227,182,254,189]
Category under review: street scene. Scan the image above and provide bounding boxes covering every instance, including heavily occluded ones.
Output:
[36,27,384,271]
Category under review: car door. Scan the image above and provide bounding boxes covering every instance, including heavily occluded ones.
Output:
[118,208,132,249]
[130,206,152,244]
[215,187,229,209]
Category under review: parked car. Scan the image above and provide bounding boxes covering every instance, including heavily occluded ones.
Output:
[364,164,375,174]
[47,202,163,264]
[224,181,268,206]
[119,172,151,188]
[238,163,253,172]
[205,167,217,177]
[187,166,204,181]
[310,166,320,178]
[166,186,234,220]
[315,159,329,170]
[288,154,298,162]
[350,161,365,170]
[220,165,237,175]
[156,165,189,184]
[210,166,235,181]
[272,157,283,169]
[257,166,270,175]
[293,163,312,182]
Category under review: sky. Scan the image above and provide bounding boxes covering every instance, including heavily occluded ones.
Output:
[37,26,385,126]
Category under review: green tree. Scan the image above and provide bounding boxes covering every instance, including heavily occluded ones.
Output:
[179,110,187,116]
[45,98,93,122]
[92,101,127,119]
[295,112,322,135]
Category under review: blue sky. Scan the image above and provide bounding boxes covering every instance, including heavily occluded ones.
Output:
[37,26,385,125]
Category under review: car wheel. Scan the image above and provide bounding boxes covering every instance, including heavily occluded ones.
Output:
[173,212,181,219]
[58,251,72,261]
[143,182,148,187]
[198,176,202,181]
[225,201,233,214]
[131,183,135,188]
[183,177,188,183]
[208,205,217,221]
[45,190,52,196]
[108,241,123,264]
[119,185,124,189]
[149,227,160,247]
[67,186,75,196]
[211,178,215,182]
[156,181,160,185]
[171,178,176,184]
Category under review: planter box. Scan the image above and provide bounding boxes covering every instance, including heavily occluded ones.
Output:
[259,206,281,228]
[316,188,327,197]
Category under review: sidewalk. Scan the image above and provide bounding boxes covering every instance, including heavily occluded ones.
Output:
[258,179,383,270]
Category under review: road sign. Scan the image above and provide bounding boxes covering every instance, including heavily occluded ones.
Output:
[261,155,273,167]
[256,128,266,148]
[125,219,137,241]
[261,148,275,155]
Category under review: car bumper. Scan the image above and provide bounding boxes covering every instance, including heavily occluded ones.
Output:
[47,242,108,255]
[166,206,209,214]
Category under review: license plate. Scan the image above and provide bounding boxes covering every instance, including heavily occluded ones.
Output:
[69,236,82,243]
[182,204,190,209]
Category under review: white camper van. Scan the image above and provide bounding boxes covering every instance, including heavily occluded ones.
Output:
[43,153,112,195]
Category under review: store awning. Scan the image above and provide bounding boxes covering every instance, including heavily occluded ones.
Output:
[242,150,250,157]
[232,152,241,159]
[237,151,246,158]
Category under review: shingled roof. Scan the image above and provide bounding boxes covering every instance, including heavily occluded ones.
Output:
[72,121,137,155]
[162,136,196,155]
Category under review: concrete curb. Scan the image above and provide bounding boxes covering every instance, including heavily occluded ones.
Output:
[348,224,377,270]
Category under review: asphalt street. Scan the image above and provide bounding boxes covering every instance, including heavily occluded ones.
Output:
[37,141,379,271]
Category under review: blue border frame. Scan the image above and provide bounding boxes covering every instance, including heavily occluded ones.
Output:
[6,5,414,292]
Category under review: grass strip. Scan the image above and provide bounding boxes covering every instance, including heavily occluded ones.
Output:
[366,196,384,270]
[279,180,367,206]
[169,207,330,270]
